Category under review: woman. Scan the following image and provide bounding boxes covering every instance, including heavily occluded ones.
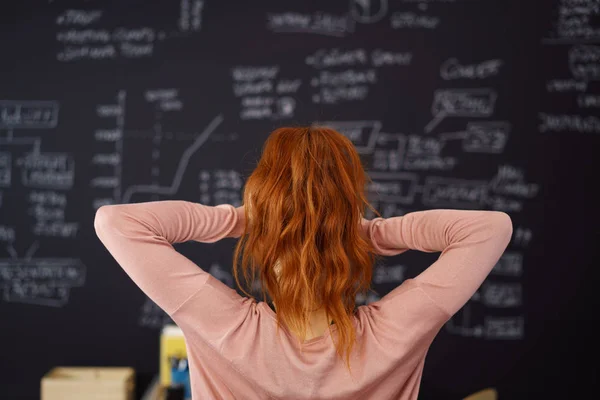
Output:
[94,126,512,400]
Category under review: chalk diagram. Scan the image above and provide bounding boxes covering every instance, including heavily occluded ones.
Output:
[0,94,226,308]
[89,90,226,206]
[0,100,86,307]
[121,114,223,203]
[88,89,235,324]
[425,88,499,134]
[313,120,538,216]
[0,250,86,308]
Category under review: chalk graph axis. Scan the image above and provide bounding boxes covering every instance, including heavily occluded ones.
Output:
[120,114,224,203]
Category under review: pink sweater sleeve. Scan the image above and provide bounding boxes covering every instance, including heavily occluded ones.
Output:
[362,210,513,317]
[94,201,246,316]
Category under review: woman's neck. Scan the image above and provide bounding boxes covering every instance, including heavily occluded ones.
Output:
[272,302,334,325]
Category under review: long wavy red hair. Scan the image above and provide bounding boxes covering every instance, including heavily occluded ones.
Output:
[232,126,383,376]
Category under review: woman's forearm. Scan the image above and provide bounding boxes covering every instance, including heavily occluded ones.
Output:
[94,201,243,316]
[363,210,513,317]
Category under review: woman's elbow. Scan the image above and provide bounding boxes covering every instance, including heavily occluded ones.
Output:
[489,211,513,245]
[94,205,124,235]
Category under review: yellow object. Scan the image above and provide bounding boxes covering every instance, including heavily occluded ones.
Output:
[41,366,135,400]
[160,324,188,387]
[463,388,498,400]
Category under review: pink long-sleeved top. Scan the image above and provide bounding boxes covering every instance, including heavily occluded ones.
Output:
[94,201,513,400]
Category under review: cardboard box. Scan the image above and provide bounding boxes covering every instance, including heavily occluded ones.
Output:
[41,367,135,400]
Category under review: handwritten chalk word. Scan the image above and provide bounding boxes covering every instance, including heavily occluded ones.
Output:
[422,177,488,208]
[568,45,600,80]
[4,282,70,307]
[490,165,540,198]
[402,156,457,171]
[367,172,420,205]
[578,94,600,107]
[33,221,79,238]
[432,89,497,115]
[481,282,522,307]
[371,49,413,66]
[305,48,412,69]
[539,113,600,133]
[316,69,377,86]
[463,122,510,153]
[121,42,153,57]
[546,79,588,92]
[56,9,103,26]
[487,196,523,212]
[92,153,121,166]
[440,58,503,80]
[233,81,273,97]
[0,100,59,129]
[407,135,445,155]
[57,44,117,61]
[90,176,120,188]
[57,28,155,43]
[145,89,178,102]
[313,120,381,153]
[97,104,122,117]
[401,135,456,171]
[241,97,273,107]
[390,12,440,29]
[557,0,600,17]
[144,89,182,111]
[231,66,280,81]
[484,316,524,340]
[266,12,354,37]
[28,190,67,206]
[495,164,524,180]
[306,48,368,68]
[276,79,302,93]
[16,153,75,189]
[492,252,523,277]
[425,89,497,133]
[29,204,65,220]
[239,96,296,120]
[112,28,155,42]
[56,29,110,43]
[319,86,369,104]
[546,0,600,42]
[0,258,86,307]
[240,107,271,120]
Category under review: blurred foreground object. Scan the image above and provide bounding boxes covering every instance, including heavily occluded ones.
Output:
[41,366,135,400]
[463,388,498,400]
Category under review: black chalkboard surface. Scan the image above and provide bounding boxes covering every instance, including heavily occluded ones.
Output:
[0,1,596,399]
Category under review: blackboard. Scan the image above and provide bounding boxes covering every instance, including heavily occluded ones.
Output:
[0,1,597,399]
